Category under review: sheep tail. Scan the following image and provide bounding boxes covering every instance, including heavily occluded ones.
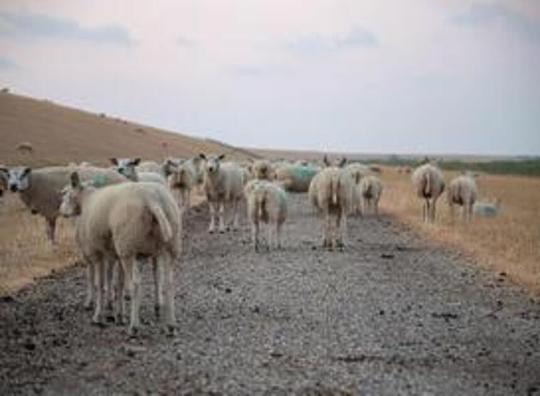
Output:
[423,171,431,197]
[148,201,173,242]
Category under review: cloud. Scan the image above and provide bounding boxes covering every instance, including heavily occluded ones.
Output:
[452,3,540,43]
[0,56,17,69]
[0,11,134,46]
[176,35,196,47]
[286,27,378,55]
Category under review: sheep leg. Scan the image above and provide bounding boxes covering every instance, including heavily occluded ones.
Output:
[232,199,240,231]
[324,211,332,250]
[252,220,259,252]
[84,262,95,310]
[105,258,115,312]
[431,199,437,223]
[92,259,106,325]
[374,200,379,217]
[208,202,216,233]
[267,223,273,251]
[114,261,125,325]
[218,201,226,233]
[161,252,176,332]
[152,257,163,318]
[46,218,57,245]
[121,257,141,336]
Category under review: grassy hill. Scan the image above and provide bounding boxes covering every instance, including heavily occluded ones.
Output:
[0,91,254,167]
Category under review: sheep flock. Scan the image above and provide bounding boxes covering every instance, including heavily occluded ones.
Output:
[1,155,494,336]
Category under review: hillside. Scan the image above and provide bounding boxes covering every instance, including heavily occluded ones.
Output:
[0,92,254,167]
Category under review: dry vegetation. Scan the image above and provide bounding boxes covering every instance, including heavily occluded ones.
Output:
[378,166,540,294]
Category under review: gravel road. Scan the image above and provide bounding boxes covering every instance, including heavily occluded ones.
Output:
[1,193,539,395]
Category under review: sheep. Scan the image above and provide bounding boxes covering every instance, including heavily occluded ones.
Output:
[244,180,287,251]
[274,163,318,192]
[137,160,161,174]
[411,163,445,223]
[0,165,8,203]
[359,175,383,216]
[59,173,180,335]
[308,158,355,250]
[447,174,478,222]
[251,159,274,181]
[15,142,33,154]
[110,158,166,185]
[163,158,195,211]
[345,163,371,214]
[474,198,502,218]
[7,166,127,244]
[199,153,244,233]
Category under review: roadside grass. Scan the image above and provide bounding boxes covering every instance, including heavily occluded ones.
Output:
[379,167,540,294]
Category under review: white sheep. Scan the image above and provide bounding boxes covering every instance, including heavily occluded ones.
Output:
[411,163,446,224]
[199,154,244,233]
[251,159,274,181]
[359,175,383,216]
[447,174,478,222]
[163,158,195,211]
[7,166,127,244]
[244,180,287,251]
[308,158,355,249]
[60,173,180,335]
[110,158,166,185]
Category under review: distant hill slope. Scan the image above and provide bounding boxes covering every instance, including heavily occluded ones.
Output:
[0,92,254,167]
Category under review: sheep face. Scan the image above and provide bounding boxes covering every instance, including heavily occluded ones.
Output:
[59,172,84,217]
[8,167,31,192]
[110,158,140,181]
[202,154,225,175]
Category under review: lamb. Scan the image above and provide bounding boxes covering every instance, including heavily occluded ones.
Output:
[110,158,166,185]
[244,180,287,251]
[59,173,180,335]
[7,166,127,244]
[274,163,318,192]
[447,174,478,222]
[473,198,502,217]
[411,163,445,223]
[251,159,274,181]
[199,154,244,233]
[308,158,355,249]
[359,175,383,216]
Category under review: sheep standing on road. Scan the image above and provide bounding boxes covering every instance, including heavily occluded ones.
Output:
[110,158,166,185]
[346,163,371,214]
[359,175,383,216]
[251,160,274,181]
[411,163,445,223]
[7,166,126,244]
[60,173,180,335]
[308,157,355,250]
[244,180,287,251]
[447,174,478,222]
[163,158,195,211]
[200,154,244,233]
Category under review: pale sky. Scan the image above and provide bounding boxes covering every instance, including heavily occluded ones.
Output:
[1,0,539,155]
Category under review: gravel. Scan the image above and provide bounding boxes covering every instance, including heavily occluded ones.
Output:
[0,193,539,395]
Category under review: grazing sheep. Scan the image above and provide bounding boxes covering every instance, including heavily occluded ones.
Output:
[60,173,180,334]
[274,164,318,193]
[15,142,33,154]
[473,198,502,218]
[251,160,274,181]
[359,175,383,216]
[110,158,166,185]
[7,166,127,244]
[447,174,478,222]
[411,163,445,223]
[244,180,287,251]
[200,154,244,233]
[308,158,355,249]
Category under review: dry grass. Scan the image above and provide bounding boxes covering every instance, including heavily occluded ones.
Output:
[378,166,540,294]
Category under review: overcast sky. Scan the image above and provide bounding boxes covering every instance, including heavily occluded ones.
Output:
[1,0,539,155]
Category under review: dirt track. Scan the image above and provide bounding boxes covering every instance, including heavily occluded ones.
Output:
[1,193,539,395]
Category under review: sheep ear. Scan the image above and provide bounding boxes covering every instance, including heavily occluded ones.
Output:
[70,172,81,188]
[199,153,206,160]
[339,158,347,168]
[22,167,31,177]
[110,158,118,165]
[323,155,330,167]
[218,154,226,161]
[132,158,141,166]
[0,166,8,174]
